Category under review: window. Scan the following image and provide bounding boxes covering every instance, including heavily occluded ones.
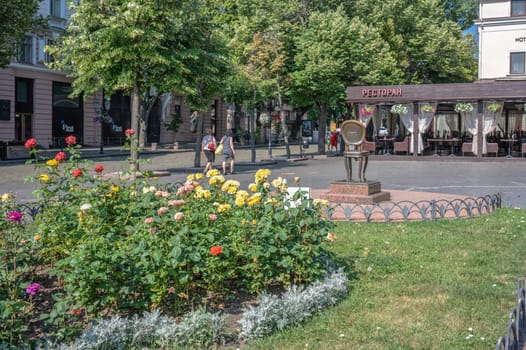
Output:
[512,0,526,16]
[17,36,33,64]
[511,52,525,74]
[50,0,62,17]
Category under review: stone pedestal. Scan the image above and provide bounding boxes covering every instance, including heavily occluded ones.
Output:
[320,180,390,204]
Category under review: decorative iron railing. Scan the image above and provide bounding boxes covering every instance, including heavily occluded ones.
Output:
[322,193,501,222]
[496,278,526,350]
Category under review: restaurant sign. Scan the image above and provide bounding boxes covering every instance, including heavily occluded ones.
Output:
[362,88,403,98]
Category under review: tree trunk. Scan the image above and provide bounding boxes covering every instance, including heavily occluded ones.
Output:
[194,111,204,168]
[130,84,140,172]
[277,92,290,159]
[317,102,328,155]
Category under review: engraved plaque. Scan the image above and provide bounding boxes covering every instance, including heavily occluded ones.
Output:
[341,120,365,145]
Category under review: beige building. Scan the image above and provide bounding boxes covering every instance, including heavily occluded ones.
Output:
[0,0,230,156]
[476,0,526,80]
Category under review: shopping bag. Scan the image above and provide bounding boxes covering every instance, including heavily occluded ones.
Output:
[215,143,223,155]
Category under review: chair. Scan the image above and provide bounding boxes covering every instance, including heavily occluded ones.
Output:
[362,139,377,154]
[486,142,499,157]
[393,136,409,155]
[462,142,472,156]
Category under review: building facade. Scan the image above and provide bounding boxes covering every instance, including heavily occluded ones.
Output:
[0,0,231,157]
[344,0,526,159]
[476,0,526,80]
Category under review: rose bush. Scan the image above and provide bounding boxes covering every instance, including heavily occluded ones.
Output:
[4,136,336,345]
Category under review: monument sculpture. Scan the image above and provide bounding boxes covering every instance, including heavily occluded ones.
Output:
[321,120,390,204]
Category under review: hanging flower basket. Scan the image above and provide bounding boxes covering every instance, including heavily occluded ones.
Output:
[487,103,501,113]
[359,105,375,116]
[421,104,434,113]
[454,103,473,113]
[259,113,271,126]
[391,104,408,115]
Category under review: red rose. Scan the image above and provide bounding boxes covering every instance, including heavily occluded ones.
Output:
[65,135,76,146]
[210,245,223,256]
[125,129,135,137]
[72,168,83,178]
[24,138,37,150]
[94,165,104,173]
[55,151,67,162]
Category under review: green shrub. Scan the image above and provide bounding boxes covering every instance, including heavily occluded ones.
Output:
[22,137,335,322]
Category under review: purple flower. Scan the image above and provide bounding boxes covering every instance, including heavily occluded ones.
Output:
[26,282,41,296]
[7,211,22,223]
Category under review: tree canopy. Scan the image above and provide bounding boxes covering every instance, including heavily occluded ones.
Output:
[0,0,44,67]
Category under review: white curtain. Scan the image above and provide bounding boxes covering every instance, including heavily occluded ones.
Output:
[418,116,433,154]
[446,115,458,134]
[461,104,478,154]
[371,110,382,137]
[435,114,448,137]
[398,104,415,153]
[482,102,502,154]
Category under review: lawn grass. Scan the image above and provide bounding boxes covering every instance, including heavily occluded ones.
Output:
[241,208,526,349]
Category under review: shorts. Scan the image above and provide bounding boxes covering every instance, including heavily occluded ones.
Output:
[204,150,215,162]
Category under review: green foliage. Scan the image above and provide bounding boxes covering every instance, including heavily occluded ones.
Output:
[0,193,43,344]
[0,0,44,67]
[23,144,335,323]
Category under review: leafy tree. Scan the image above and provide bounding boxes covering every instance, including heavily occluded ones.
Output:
[352,0,477,84]
[441,0,478,30]
[47,0,228,170]
[290,8,402,154]
[0,0,45,67]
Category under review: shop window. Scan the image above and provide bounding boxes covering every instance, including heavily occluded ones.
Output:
[512,0,526,16]
[511,52,525,74]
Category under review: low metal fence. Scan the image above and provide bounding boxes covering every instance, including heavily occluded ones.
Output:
[496,278,526,350]
[323,193,501,222]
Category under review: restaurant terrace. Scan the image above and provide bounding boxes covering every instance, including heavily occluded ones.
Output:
[346,80,526,159]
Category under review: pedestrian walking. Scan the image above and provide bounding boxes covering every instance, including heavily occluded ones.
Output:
[219,130,235,175]
[201,128,217,174]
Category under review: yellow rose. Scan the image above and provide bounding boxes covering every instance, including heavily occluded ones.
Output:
[110,185,120,192]
[38,174,50,182]
[248,183,257,192]
[326,232,336,242]
[247,193,262,206]
[1,193,11,202]
[46,159,59,167]
[235,197,245,206]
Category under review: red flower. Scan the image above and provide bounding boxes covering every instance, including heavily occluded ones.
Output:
[210,245,223,256]
[54,151,67,162]
[72,168,83,178]
[125,129,135,137]
[24,138,37,150]
[65,135,76,146]
[94,164,104,173]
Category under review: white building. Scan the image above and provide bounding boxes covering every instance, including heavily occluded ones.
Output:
[476,0,526,80]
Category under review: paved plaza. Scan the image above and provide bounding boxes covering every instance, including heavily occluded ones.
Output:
[1,144,526,208]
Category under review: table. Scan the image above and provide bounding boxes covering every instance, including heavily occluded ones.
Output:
[501,139,518,158]
[427,138,460,157]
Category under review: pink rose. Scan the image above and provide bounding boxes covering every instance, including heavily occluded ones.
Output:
[157,207,169,216]
[65,135,76,146]
[168,199,186,207]
[24,138,37,150]
[125,129,135,136]
[174,212,184,220]
[208,214,218,221]
[144,217,154,224]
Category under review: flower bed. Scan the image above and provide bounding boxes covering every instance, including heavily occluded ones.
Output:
[1,135,338,347]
